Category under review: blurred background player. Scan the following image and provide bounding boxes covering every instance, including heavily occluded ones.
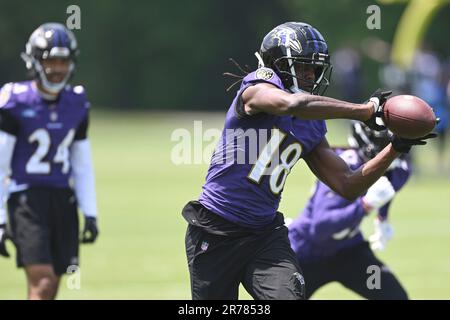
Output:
[287,121,411,300]
[182,21,433,300]
[0,23,99,300]
[411,47,449,172]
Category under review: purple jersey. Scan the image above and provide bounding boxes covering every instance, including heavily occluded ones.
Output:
[0,81,89,188]
[288,148,411,263]
[199,68,327,228]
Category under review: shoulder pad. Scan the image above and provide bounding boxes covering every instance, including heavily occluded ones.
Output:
[73,85,85,95]
[64,85,90,109]
[0,83,13,108]
[12,83,29,95]
[0,83,14,108]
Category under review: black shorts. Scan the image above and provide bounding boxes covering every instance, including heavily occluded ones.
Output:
[7,187,79,275]
[183,201,305,300]
[300,242,408,300]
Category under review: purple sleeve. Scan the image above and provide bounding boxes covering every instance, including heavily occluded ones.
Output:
[308,182,366,242]
[298,120,327,156]
[232,68,284,119]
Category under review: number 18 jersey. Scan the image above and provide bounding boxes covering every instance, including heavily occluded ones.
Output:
[0,81,89,188]
[199,68,327,228]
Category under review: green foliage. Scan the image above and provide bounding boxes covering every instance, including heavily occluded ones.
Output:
[0,1,449,109]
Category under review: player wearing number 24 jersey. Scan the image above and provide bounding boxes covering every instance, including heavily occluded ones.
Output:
[0,81,89,188]
[182,21,434,300]
[0,23,98,300]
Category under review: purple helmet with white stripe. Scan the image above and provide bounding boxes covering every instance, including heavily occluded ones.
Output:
[258,22,332,95]
[21,23,78,94]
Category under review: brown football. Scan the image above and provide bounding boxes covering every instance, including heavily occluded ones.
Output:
[383,95,436,139]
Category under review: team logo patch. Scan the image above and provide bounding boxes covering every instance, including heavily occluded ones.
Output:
[200,241,209,251]
[255,68,274,81]
[294,272,305,285]
[293,272,306,298]
[269,26,303,53]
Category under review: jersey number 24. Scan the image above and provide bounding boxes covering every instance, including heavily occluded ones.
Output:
[26,128,75,175]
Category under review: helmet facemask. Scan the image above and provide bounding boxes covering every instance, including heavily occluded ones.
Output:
[273,53,332,95]
[33,55,75,95]
[259,22,333,95]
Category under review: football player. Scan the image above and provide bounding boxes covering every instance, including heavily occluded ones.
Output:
[0,23,98,300]
[287,121,410,299]
[182,22,434,300]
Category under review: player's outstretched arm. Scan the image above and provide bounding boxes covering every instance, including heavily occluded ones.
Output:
[304,137,399,201]
[242,83,376,123]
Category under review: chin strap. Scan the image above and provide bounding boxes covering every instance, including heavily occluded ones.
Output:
[254,52,265,68]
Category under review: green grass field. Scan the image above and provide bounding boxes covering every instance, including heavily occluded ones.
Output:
[1,111,449,299]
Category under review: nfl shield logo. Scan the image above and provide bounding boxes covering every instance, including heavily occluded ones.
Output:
[50,111,58,122]
[200,241,209,251]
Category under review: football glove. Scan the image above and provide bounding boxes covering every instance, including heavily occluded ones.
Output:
[81,217,99,244]
[369,218,394,251]
[390,133,437,154]
[362,176,396,212]
[0,224,10,258]
[364,89,392,131]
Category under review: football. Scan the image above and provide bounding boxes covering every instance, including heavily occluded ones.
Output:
[383,95,436,139]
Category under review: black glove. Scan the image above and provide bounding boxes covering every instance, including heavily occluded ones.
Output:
[364,89,392,131]
[0,224,10,258]
[81,217,99,244]
[390,133,437,153]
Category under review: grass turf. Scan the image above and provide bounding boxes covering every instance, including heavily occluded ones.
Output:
[0,111,449,299]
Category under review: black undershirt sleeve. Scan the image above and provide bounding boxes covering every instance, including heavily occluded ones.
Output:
[0,109,19,136]
[74,113,89,141]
